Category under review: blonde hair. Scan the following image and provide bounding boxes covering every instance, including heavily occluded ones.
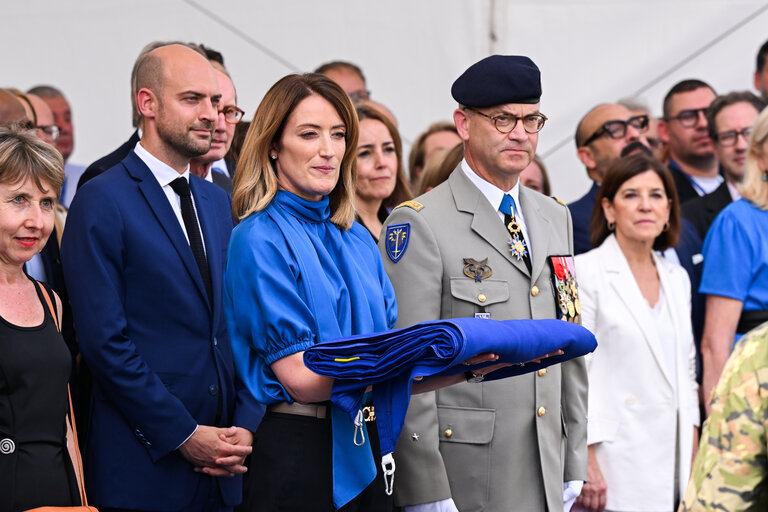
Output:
[739,106,768,209]
[0,121,64,196]
[232,74,359,229]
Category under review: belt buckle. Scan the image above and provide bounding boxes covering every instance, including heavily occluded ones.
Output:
[362,405,375,422]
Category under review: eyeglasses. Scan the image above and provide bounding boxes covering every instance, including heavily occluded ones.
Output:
[665,108,708,128]
[581,115,649,147]
[715,127,751,147]
[37,125,61,141]
[219,105,245,124]
[348,89,371,102]
[467,108,548,134]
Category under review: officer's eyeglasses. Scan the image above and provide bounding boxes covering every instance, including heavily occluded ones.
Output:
[219,105,245,124]
[37,124,60,141]
[580,115,649,147]
[665,108,708,128]
[467,108,548,134]
[715,127,751,147]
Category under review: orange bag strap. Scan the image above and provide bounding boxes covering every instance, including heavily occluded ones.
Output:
[38,282,89,507]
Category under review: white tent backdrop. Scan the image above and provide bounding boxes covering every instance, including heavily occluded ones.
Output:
[4,0,767,201]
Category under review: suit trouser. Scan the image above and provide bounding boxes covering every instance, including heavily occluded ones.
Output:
[99,475,232,512]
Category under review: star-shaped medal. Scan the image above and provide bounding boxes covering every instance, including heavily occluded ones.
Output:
[508,235,528,261]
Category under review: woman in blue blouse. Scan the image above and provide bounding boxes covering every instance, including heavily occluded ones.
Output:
[225,74,499,512]
[700,106,768,412]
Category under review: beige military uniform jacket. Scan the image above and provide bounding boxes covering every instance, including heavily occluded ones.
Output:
[379,167,588,512]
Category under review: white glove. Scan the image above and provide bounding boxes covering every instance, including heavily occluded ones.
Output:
[563,480,584,512]
[405,498,460,512]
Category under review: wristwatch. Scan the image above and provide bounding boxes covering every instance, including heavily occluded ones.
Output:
[465,370,484,383]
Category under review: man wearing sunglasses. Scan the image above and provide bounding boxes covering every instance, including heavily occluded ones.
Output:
[189,68,244,196]
[658,80,719,204]
[569,103,649,255]
[682,91,765,240]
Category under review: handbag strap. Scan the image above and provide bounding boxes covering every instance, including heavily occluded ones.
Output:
[38,281,89,507]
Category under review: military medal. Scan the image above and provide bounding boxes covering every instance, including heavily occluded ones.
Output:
[549,256,581,324]
[463,258,493,282]
[505,212,528,261]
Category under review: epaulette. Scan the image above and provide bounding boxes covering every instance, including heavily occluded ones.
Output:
[551,196,566,206]
[395,200,424,212]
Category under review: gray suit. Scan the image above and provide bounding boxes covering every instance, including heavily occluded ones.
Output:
[380,167,588,511]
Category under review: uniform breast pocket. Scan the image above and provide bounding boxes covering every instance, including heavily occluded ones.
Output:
[437,405,495,510]
[449,278,509,318]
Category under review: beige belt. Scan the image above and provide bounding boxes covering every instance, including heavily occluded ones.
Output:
[268,402,328,419]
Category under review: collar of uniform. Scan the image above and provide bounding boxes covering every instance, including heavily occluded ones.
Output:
[134,141,191,186]
[460,158,522,215]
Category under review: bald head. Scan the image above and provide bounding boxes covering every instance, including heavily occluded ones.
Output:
[0,89,27,124]
[134,43,221,171]
[576,103,649,182]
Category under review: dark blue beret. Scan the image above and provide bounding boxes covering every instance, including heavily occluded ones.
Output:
[451,55,542,107]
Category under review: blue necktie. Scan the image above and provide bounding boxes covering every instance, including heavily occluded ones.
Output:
[499,194,531,272]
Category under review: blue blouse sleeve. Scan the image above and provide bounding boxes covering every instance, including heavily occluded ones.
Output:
[224,213,318,403]
[699,204,754,302]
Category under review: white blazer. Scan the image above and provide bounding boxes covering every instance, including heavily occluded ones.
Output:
[575,234,699,510]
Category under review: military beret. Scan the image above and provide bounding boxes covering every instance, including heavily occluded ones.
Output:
[451,55,542,107]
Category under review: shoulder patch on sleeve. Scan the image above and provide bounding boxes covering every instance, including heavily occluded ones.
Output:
[395,200,424,212]
[552,196,566,206]
[385,223,410,263]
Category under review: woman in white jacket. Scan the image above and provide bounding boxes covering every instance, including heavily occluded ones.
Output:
[574,154,699,512]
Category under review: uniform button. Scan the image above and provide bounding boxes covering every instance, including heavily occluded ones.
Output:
[208,385,219,396]
[478,294,487,303]
[537,368,547,377]
[531,286,539,297]
[444,428,453,438]
[537,406,546,417]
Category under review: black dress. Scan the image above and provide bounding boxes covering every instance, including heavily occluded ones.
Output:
[0,278,78,511]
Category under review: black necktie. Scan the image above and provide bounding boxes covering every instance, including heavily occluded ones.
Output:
[169,177,213,304]
[499,193,532,273]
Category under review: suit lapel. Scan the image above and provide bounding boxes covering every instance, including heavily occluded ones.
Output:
[125,152,211,309]
[603,235,673,387]
[519,186,551,282]
[449,168,530,278]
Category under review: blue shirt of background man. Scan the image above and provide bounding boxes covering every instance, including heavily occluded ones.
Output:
[700,198,768,313]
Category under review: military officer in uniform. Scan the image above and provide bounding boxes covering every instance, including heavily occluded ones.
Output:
[380,55,588,511]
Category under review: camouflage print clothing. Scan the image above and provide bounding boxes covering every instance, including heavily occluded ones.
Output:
[680,322,768,511]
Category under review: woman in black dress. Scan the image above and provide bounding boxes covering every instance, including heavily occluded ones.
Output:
[0,122,77,511]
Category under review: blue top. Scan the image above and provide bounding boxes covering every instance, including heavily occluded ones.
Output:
[224,190,398,404]
[700,198,768,311]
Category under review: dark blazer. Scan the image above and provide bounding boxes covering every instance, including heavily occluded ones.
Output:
[681,180,732,241]
[77,130,140,190]
[668,160,701,205]
[211,169,233,197]
[61,151,263,510]
[568,182,599,255]
[674,219,705,383]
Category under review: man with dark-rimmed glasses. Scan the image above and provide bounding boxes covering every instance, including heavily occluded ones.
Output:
[658,79,719,204]
[381,54,587,512]
[568,103,649,254]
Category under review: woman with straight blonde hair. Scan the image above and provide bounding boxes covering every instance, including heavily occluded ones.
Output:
[700,105,768,412]
[224,73,397,511]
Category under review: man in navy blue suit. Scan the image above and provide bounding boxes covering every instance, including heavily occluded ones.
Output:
[61,43,263,512]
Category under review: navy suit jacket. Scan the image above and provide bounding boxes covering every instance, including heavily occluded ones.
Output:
[77,130,140,190]
[568,182,599,256]
[61,150,263,510]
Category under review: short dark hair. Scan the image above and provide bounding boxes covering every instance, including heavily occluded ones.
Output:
[314,60,366,84]
[706,91,766,140]
[757,40,768,72]
[662,79,715,118]
[199,44,224,67]
[590,154,680,251]
[27,85,65,100]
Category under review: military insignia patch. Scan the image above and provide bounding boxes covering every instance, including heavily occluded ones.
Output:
[385,223,411,263]
[395,200,424,211]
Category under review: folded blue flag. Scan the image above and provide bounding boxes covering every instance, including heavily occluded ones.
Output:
[304,317,597,461]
